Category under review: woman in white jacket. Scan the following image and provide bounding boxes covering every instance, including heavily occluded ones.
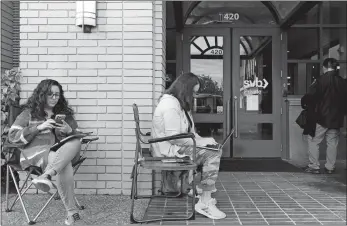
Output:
[151,72,226,220]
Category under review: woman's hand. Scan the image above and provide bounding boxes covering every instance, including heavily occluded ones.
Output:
[56,120,72,135]
[196,137,218,147]
[37,119,56,131]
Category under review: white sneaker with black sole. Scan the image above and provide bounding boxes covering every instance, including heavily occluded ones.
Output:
[32,174,54,193]
[195,199,226,220]
[188,187,218,204]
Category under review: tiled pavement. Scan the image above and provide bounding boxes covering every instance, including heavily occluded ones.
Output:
[142,172,346,225]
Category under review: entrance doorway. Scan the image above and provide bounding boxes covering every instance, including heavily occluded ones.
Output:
[183,28,282,158]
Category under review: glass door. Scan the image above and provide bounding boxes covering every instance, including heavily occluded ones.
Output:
[232,28,282,158]
[183,28,232,157]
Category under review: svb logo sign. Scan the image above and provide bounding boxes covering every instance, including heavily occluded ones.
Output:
[243,78,269,89]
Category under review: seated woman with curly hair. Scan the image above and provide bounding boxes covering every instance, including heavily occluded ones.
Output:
[8,79,82,225]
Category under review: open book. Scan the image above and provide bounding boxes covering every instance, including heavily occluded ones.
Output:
[50,132,89,152]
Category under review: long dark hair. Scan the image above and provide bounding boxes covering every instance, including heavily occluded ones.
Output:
[22,79,74,119]
[164,72,201,111]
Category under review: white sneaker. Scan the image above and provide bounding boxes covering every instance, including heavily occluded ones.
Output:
[32,174,54,193]
[195,199,226,219]
[188,190,217,205]
[188,187,217,196]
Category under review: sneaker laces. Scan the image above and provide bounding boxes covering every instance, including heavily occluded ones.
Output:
[72,213,80,221]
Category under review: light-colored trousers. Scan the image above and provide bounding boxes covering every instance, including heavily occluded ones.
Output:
[44,138,81,216]
[178,146,221,192]
[308,124,340,170]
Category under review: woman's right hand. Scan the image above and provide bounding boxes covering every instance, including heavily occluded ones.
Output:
[196,137,218,147]
[37,119,56,131]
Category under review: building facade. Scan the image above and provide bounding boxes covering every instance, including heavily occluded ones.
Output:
[1,1,346,195]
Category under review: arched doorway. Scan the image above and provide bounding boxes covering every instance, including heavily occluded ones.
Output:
[169,1,295,158]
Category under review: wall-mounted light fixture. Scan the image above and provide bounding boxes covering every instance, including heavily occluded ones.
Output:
[76,1,96,33]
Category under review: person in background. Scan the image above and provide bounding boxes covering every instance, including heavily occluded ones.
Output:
[8,79,82,225]
[151,72,226,220]
[302,58,347,174]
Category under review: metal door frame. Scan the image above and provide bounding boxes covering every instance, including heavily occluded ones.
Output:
[182,28,233,157]
[231,28,282,158]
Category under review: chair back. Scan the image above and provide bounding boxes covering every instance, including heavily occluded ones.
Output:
[132,103,145,160]
[1,105,23,165]
[8,105,23,127]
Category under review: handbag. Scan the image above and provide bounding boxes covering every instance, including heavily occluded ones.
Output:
[296,109,307,129]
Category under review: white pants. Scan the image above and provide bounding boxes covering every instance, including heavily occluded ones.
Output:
[308,124,340,170]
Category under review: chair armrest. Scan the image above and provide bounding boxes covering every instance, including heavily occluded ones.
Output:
[81,137,99,144]
[148,133,195,144]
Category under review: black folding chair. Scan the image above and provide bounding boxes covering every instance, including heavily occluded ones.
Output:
[130,103,198,223]
[1,105,99,225]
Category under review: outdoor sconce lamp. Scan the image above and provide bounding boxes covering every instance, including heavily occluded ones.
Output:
[76,1,96,33]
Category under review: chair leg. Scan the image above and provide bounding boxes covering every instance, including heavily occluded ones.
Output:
[130,169,196,223]
[8,171,33,211]
[32,191,57,223]
[74,196,85,210]
[8,166,34,225]
[5,164,10,212]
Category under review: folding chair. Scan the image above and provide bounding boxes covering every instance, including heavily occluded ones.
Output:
[130,103,198,223]
[1,105,99,225]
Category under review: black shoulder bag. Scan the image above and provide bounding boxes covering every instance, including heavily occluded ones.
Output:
[295,109,308,129]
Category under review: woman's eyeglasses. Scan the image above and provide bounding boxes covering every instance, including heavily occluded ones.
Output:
[47,93,60,99]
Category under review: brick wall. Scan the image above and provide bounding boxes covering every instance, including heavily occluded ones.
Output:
[19,1,166,195]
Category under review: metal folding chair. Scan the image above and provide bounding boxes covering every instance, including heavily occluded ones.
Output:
[1,105,99,225]
[130,103,198,223]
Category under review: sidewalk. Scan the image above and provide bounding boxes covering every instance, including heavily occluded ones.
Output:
[2,163,346,225]
[144,171,346,225]
[1,194,148,226]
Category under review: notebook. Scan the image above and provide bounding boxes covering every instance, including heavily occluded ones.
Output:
[50,132,89,152]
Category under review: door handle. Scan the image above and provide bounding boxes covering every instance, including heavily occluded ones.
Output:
[227,98,231,133]
[234,96,238,138]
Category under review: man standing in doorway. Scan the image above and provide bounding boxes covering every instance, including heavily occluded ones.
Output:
[303,58,347,174]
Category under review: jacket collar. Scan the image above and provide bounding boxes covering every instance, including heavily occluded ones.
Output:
[323,70,338,77]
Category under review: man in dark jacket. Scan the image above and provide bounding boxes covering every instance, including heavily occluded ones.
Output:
[303,58,347,174]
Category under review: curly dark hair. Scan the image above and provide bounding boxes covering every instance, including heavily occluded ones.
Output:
[164,72,201,111]
[22,79,74,119]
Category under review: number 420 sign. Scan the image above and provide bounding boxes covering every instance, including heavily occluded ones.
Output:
[219,13,240,21]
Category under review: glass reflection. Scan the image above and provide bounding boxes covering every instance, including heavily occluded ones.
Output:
[239,36,273,114]
[287,63,320,95]
[287,28,319,60]
[322,1,347,24]
[190,35,224,144]
[239,123,273,140]
[195,123,224,144]
[190,36,224,114]
[322,29,347,61]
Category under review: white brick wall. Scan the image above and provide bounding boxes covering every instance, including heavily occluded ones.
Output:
[19,1,166,195]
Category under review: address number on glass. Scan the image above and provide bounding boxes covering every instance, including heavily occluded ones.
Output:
[219,13,240,21]
[210,49,223,55]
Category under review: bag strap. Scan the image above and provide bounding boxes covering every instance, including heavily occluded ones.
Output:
[183,109,192,133]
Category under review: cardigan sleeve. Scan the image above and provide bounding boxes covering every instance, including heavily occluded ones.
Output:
[162,107,194,146]
[8,110,40,146]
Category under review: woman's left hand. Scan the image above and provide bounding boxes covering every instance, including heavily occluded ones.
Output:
[56,120,72,135]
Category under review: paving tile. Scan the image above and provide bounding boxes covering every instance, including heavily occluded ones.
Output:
[320,222,347,225]
[292,221,322,225]
[240,220,268,225]
[266,221,295,225]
